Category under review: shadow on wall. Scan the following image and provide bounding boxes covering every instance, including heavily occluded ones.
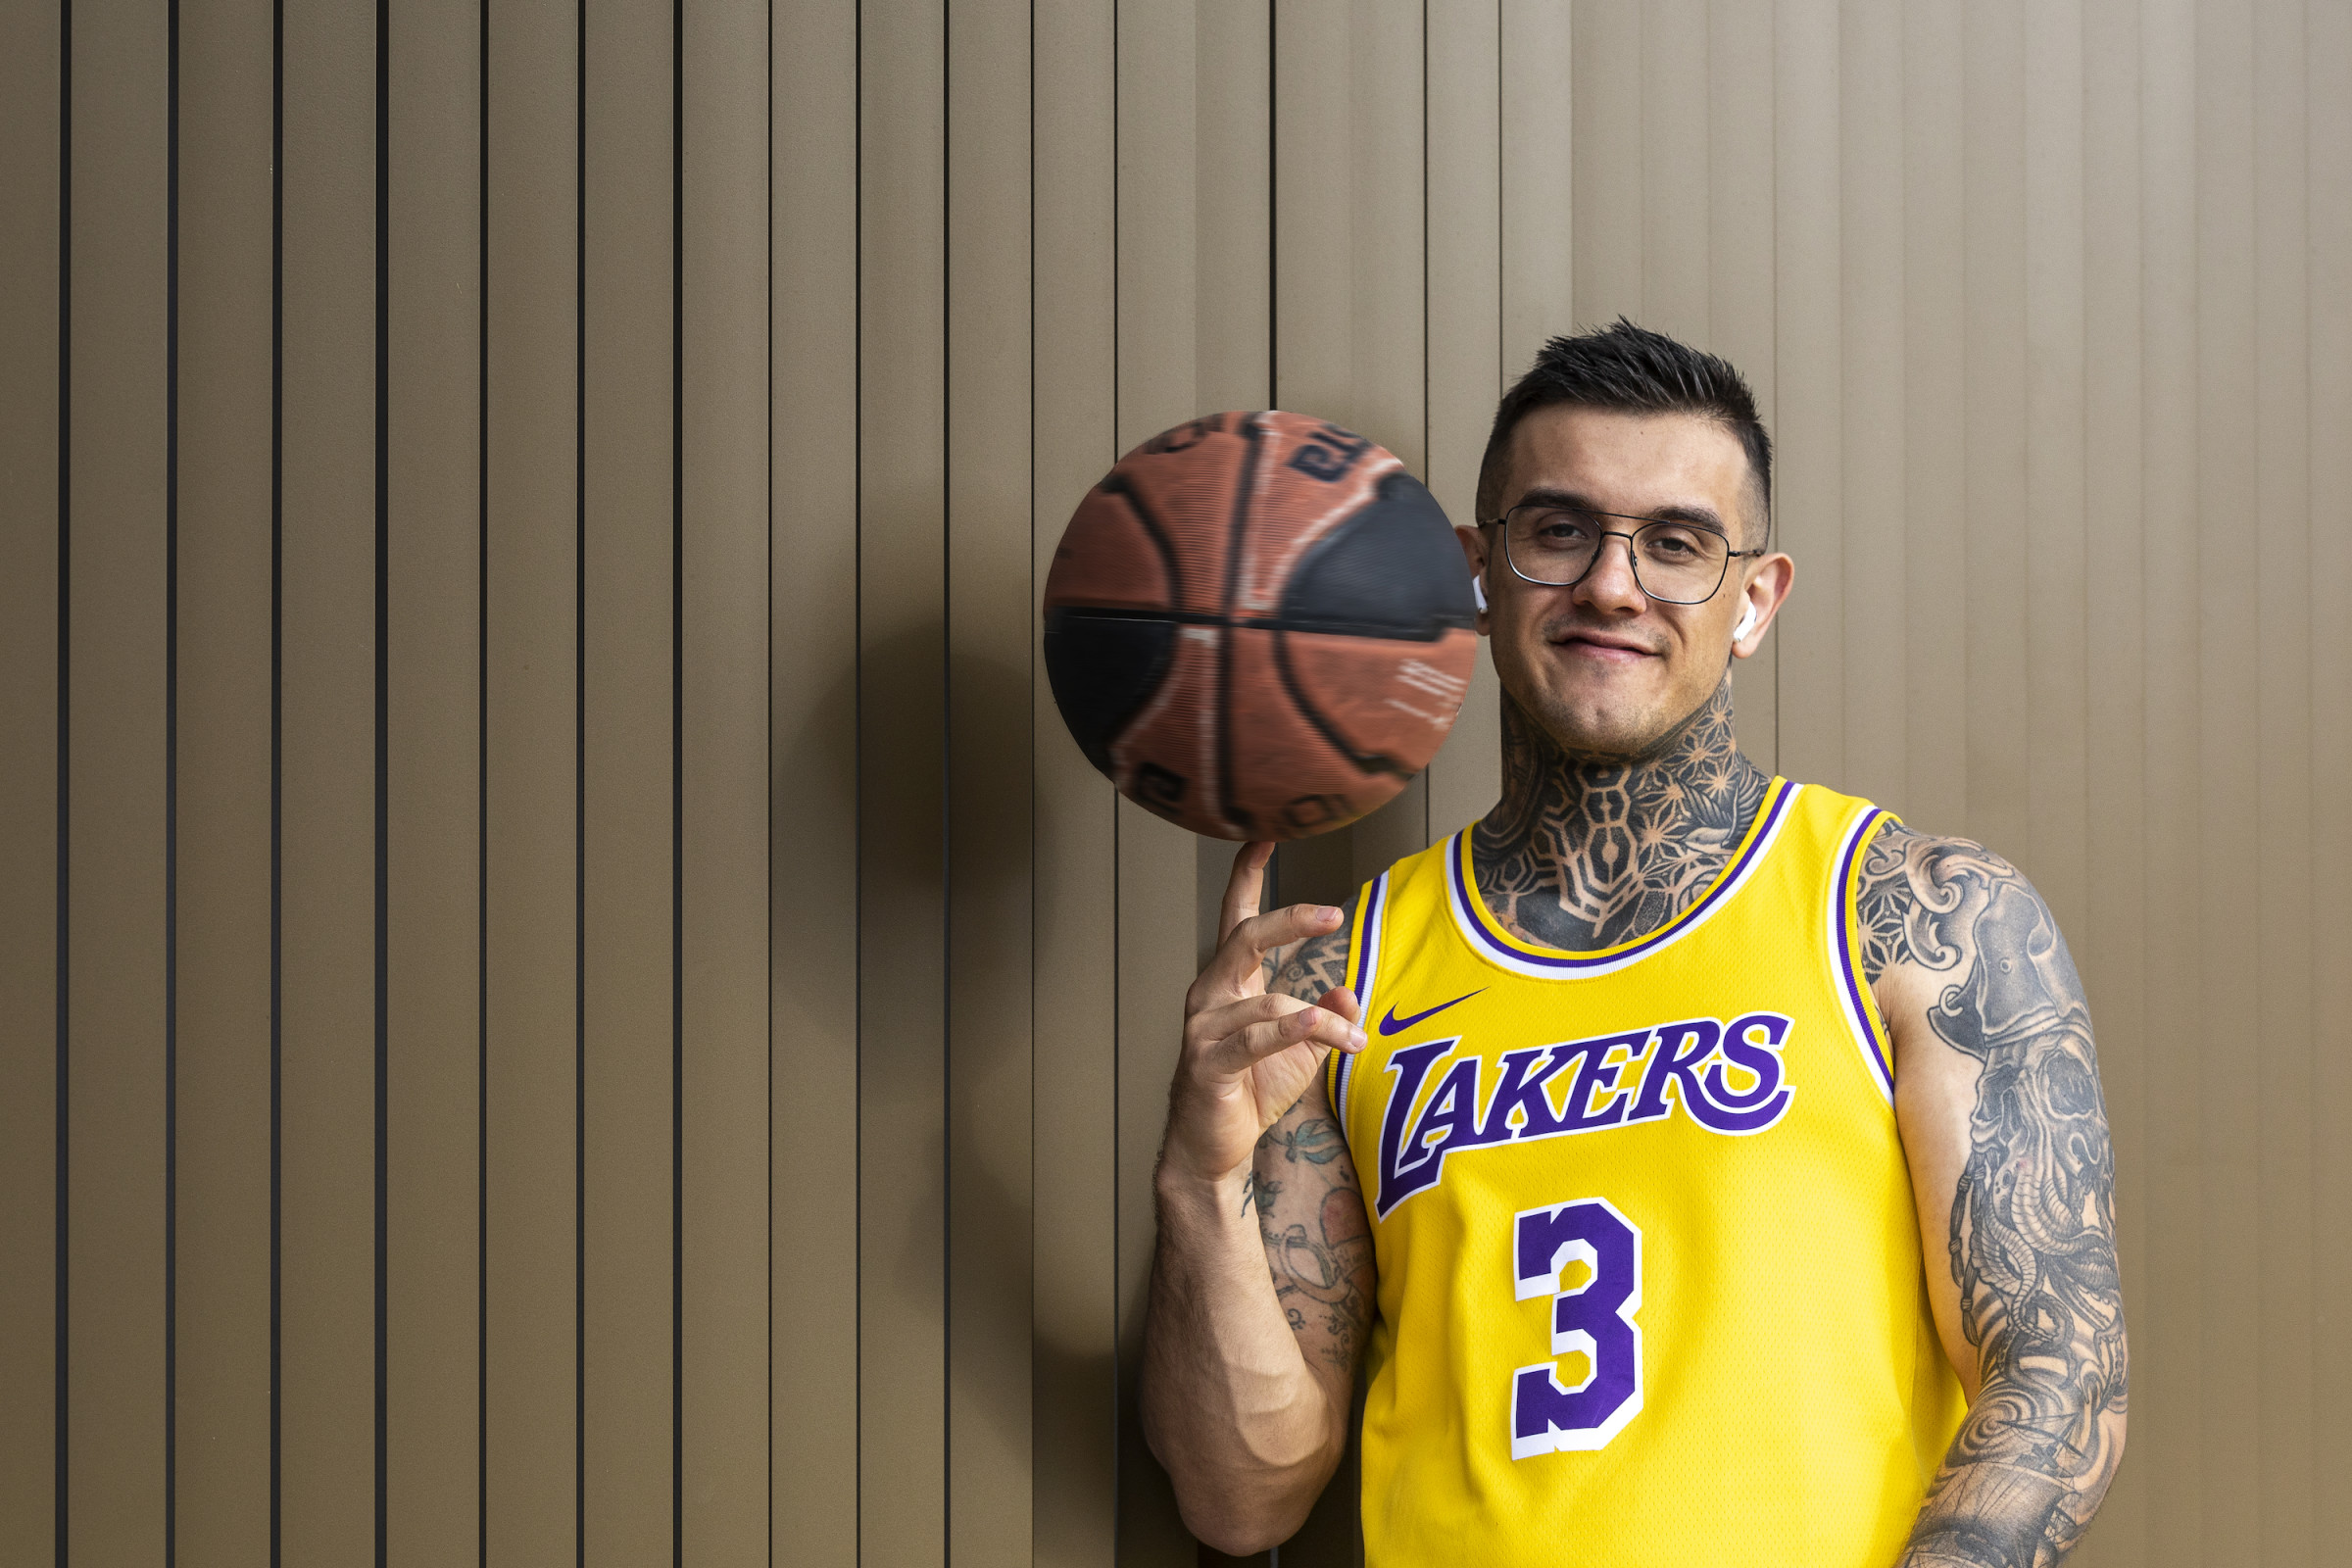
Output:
[807,614,1113,1491]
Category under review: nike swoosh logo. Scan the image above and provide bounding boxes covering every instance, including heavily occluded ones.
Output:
[1378,990,1485,1036]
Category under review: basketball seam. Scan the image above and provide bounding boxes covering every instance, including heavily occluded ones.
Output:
[1046,604,1465,643]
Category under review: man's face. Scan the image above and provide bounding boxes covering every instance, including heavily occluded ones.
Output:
[1463,405,1786,760]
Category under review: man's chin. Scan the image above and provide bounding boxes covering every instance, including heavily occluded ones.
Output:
[1520,695,1677,760]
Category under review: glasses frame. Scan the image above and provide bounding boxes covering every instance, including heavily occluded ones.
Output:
[1488,502,1766,606]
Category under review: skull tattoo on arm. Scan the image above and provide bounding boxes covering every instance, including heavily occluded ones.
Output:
[1861,825,2129,1568]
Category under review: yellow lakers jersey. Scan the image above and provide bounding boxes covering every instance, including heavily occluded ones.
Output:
[1324,779,1964,1566]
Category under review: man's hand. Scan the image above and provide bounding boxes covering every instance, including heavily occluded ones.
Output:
[1161,842,1367,1193]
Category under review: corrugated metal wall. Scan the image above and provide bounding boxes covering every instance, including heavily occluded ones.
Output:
[0,1,2344,1563]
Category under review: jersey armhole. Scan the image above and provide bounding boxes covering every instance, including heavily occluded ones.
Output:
[1327,870,1390,1151]
[1833,808,1900,1105]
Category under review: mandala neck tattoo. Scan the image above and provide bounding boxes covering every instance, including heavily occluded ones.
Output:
[1470,679,1772,953]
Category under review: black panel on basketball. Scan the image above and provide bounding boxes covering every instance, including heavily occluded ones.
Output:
[1041,608,1176,771]
[1276,471,1478,639]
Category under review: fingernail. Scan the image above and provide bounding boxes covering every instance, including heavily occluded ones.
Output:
[1347,1026,1367,1051]
[1298,1007,1321,1031]
[1319,906,1342,922]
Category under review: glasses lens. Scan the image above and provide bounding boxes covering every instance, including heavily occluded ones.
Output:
[1503,507,1732,603]
[1504,507,1601,583]
[1630,520,1731,603]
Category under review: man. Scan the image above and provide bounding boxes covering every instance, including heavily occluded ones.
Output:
[1139,322,2128,1567]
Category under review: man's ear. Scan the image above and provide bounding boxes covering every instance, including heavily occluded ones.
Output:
[1456,524,1491,636]
[1730,553,1795,659]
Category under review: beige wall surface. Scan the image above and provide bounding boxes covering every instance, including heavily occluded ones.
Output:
[1,2,2345,1564]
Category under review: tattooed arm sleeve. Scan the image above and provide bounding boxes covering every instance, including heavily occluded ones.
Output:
[1860,825,2130,1568]
[1249,917,1377,1395]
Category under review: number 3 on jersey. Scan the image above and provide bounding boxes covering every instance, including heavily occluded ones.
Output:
[1510,1198,1642,1458]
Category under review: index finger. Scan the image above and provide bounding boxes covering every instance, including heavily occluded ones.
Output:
[1217,841,1277,947]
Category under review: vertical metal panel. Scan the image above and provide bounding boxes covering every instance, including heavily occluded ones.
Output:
[1959,0,2029,856]
[1196,0,1273,409]
[0,0,61,1554]
[1422,0,1501,842]
[482,0,578,1549]
[2192,1,2262,1557]
[1569,0,1639,322]
[275,0,380,1551]
[1706,0,1776,766]
[383,0,482,1554]
[2021,0,2088,928]
[2250,3,2313,1558]
[1768,0,1840,786]
[579,0,673,1559]
[945,0,1035,1561]
[858,0,949,1558]
[2136,0,2202,1555]
[1639,0,1707,341]
[1115,0,1199,425]
[1835,0,1905,808]
[1898,0,1966,828]
[769,0,858,1554]
[2072,2,2148,1560]
[1499,0,1572,370]
[64,0,171,1558]
[2305,3,2352,1551]
[1028,3,1119,1562]
[174,0,275,1556]
[677,0,769,1554]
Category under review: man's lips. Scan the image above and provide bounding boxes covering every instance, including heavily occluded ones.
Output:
[1551,629,1662,659]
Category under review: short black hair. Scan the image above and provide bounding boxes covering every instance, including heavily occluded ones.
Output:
[1476,318,1773,544]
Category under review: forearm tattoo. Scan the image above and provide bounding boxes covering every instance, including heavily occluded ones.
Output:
[1252,1100,1373,1371]
[1472,680,1772,952]
[1863,825,2129,1567]
[1251,923,1376,1374]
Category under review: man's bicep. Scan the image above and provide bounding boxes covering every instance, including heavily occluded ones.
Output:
[1872,830,2127,1415]
[1248,1065,1374,1395]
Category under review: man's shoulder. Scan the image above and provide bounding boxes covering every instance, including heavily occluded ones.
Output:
[1851,816,2051,988]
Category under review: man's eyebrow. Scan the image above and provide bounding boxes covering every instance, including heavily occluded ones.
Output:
[1508,486,1732,532]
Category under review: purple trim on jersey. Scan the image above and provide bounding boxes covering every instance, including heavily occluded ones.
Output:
[1349,871,1387,1006]
[1834,808,1896,1096]
[1448,781,1798,973]
[1333,871,1390,1149]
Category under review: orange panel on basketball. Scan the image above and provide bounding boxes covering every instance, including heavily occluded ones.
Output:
[1276,627,1480,770]
[1222,628,1403,839]
[1047,484,1178,612]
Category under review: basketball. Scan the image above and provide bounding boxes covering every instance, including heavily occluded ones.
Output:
[1043,412,1479,841]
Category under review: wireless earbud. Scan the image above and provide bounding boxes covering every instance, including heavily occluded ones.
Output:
[1472,574,1489,613]
[1734,602,1758,643]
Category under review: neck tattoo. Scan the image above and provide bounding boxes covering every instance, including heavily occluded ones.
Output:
[1471,680,1772,953]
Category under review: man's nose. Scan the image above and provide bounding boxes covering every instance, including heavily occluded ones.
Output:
[1572,533,1649,614]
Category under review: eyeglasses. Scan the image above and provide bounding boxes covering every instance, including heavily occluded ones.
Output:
[1489,503,1763,606]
